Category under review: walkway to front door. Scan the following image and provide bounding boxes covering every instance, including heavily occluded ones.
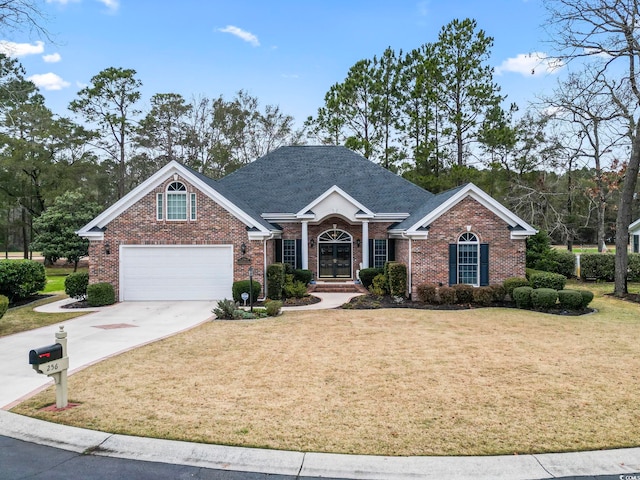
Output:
[318,229,352,278]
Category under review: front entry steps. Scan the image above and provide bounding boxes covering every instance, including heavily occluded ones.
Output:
[309,281,368,294]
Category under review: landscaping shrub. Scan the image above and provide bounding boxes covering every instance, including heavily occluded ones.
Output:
[489,284,506,302]
[416,283,438,304]
[579,290,595,308]
[549,250,577,278]
[472,286,494,306]
[359,268,383,289]
[265,300,282,316]
[232,280,262,304]
[0,260,46,302]
[526,230,552,268]
[452,284,474,304]
[628,254,640,282]
[512,286,533,309]
[580,254,615,281]
[213,299,237,319]
[65,272,89,300]
[557,290,583,310]
[437,286,456,305]
[503,277,529,298]
[284,280,308,299]
[233,309,256,320]
[531,288,558,309]
[369,274,388,296]
[0,294,8,319]
[292,269,313,285]
[266,263,286,300]
[529,271,566,291]
[387,262,407,297]
[86,282,115,307]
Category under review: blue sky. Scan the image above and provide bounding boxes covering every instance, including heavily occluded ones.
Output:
[1,0,562,127]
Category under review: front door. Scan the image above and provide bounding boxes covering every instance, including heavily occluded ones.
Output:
[319,243,352,278]
[317,228,352,278]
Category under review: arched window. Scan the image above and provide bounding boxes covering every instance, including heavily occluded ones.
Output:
[166,181,187,220]
[457,232,479,286]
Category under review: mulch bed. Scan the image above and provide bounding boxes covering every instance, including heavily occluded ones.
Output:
[8,294,53,309]
[342,294,594,316]
[61,300,91,309]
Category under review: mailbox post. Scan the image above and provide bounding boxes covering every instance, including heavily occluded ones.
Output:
[29,326,69,409]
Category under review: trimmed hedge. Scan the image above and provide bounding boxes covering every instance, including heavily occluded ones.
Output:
[0,260,46,302]
[529,271,566,291]
[557,290,583,310]
[580,254,615,281]
[453,283,474,304]
[65,272,89,300]
[0,294,8,319]
[627,254,640,281]
[232,280,262,303]
[292,269,313,286]
[87,282,115,307]
[438,286,456,304]
[531,288,558,309]
[387,262,407,297]
[580,290,594,308]
[473,286,494,306]
[503,277,529,298]
[266,263,286,300]
[359,267,383,289]
[490,284,506,302]
[265,300,282,316]
[416,283,438,304]
[513,286,533,309]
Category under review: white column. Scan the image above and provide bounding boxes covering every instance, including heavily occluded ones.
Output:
[301,221,309,269]
[361,221,369,269]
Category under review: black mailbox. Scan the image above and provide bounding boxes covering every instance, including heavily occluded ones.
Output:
[29,343,63,365]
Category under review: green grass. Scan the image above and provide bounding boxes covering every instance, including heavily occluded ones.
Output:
[553,245,616,254]
[0,295,89,337]
[42,267,88,294]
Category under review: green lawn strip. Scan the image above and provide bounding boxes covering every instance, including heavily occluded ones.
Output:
[1,295,89,337]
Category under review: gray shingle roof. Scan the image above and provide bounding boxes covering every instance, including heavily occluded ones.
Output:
[393,184,468,230]
[217,145,433,214]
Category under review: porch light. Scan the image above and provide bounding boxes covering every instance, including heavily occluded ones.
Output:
[310,238,315,247]
[241,242,246,255]
[356,239,361,247]
[104,242,110,255]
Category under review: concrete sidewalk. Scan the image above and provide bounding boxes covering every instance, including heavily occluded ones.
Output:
[1,296,639,479]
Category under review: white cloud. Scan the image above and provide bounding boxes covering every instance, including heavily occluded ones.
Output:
[495,52,564,76]
[43,52,61,63]
[218,25,260,47]
[0,40,45,57]
[28,73,71,91]
[98,0,119,13]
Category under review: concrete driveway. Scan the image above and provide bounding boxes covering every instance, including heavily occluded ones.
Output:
[0,301,216,410]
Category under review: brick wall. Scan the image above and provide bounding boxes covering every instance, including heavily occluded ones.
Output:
[410,197,526,297]
[88,175,265,299]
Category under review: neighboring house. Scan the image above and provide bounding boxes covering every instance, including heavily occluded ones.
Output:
[630,218,640,253]
[77,146,537,301]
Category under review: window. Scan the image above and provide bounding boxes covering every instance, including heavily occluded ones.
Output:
[166,181,187,220]
[156,193,163,220]
[283,239,296,268]
[373,239,387,269]
[458,232,479,286]
[190,193,197,221]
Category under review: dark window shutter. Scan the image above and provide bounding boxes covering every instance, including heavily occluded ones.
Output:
[388,239,396,262]
[368,239,374,267]
[634,234,639,253]
[480,243,489,286]
[448,244,457,286]
[295,239,302,269]
[275,239,282,263]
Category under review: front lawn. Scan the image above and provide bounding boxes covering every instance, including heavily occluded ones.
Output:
[13,287,640,456]
[0,295,89,337]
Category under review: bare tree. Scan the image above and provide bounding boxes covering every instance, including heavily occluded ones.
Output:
[0,0,48,37]
[545,0,640,296]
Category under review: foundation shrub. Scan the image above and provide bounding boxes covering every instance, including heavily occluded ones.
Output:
[452,284,474,304]
[387,262,407,297]
[284,279,308,299]
[292,269,313,285]
[267,263,286,300]
[65,272,89,300]
[490,284,506,302]
[531,288,558,309]
[503,277,529,298]
[513,286,533,309]
[580,290,595,308]
[416,283,438,304]
[529,271,566,291]
[213,299,237,319]
[437,286,456,305]
[359,268,383,289]
[472,286,494,306]
[232,280,262,304]
[86,282,115,307]
[557,290,583,310]
[369,274,388,296]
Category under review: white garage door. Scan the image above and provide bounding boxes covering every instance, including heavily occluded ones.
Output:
[120,245,233,301]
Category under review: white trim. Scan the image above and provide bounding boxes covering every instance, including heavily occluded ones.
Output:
[296,185,374,220]
[406,184,537,238]
[630,218,640,233]
[77,161,271,237]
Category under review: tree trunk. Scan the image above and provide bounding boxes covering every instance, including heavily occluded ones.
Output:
[597,201,606,253]
[21,208,28,259]
[614,129,640,296]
